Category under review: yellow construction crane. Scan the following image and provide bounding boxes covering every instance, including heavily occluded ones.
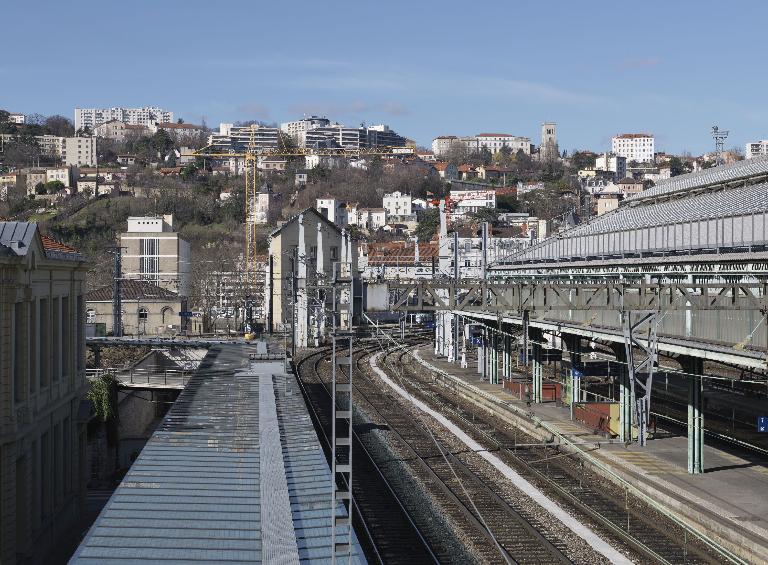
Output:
[190,125,415,285]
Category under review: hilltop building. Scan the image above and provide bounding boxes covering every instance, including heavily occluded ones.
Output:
[74,106,173,131]
[611,133,655,163]
[540,122,558,162]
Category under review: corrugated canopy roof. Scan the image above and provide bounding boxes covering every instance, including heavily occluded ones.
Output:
[71,343,366,564]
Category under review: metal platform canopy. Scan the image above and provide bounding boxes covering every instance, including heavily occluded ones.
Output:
[70,343,367,565]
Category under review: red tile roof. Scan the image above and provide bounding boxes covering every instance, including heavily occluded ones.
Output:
[614,133,653,139]
[366,241,438,266]
[40,234,79,254]
[157,122,204,130]
[476,133,513,137]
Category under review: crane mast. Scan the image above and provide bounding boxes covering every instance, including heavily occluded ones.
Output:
[191,131,414,286]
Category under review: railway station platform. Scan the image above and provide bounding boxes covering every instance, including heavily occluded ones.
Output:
[71,342,366,564]
[413,345,768,564]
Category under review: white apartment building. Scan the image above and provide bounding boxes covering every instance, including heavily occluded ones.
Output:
[208,123,281,153]
[35,135,65,158]
[473,133,531,155]
[745,140,768,159]
[432,133,531,157]
[349,206,387,231]
[449,188,496,217]
[594,152,627,180]
[611,133,655,163]
[446,235,531,277]
[280,116,331,146]
[45,167,71,188]
[74,106,173,131]
[305,154,345,169]
[9,112,25,124]
[382,191,413,218]
[93,120,129,141]
[120,215,191,297]
[316,197,349,227]
[1,134,97,166]
[432,136,460,156]
[62,136,97,167]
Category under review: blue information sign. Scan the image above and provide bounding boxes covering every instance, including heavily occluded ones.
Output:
[179,311,194,317]
[759,417,768,433]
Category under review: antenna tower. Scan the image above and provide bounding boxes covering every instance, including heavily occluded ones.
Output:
[711,125,729,166]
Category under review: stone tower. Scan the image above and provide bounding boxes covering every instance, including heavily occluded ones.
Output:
[540,122,558,162]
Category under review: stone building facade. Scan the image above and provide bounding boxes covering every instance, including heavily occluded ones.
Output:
[0,222,88,564]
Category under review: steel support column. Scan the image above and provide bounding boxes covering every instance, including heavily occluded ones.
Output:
[622,311,659,446]
[609,345,634,443]
[478,326,485,377]
[685,357,705,474]
[503,334,511,380]
[461,318,468,368]
[532,341,543,403]
[490,330,499,384]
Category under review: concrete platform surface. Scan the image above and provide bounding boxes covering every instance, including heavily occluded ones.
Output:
[414,345,768,563]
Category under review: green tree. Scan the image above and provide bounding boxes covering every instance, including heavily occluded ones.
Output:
[469,207,501,225]
[496,193,519,212]
[180,163,198,180]
[34,182,46,195]
[45,180,66,194]
[668,156,685,176]
[570,151,597,170]
[151,129,174,154]
[415,208,440,241]
[43,115,75,137]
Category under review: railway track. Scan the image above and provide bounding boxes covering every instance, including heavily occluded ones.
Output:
[295,330,741,564]
[294,347,440,565]
[298,336,600,564]
[383,339,735,565]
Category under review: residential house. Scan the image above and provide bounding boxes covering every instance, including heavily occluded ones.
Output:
[476,165,512,182]
[434,162,459,180]
[254,185,282,225]
[316,196,349,227]
[457,164,478,180]
[359,240,439,280]
[85,279,185,336]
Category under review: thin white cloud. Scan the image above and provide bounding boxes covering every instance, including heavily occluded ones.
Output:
[236,103,271,119]
[288,100,409,118]
[617,57,663,71]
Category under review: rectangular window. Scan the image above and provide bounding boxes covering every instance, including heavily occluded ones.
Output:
[76,296,84,372]
[139,237,160,280]
[63,417,71,494]
[13,302,24,403]
[52,298,60,382]
[40,299,49,388]
[29,300,37,394]
[62,297,70,380]
[53,423,62,506]
[41,431,50,519]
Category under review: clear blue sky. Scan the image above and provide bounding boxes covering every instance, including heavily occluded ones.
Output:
[2,1,765,154]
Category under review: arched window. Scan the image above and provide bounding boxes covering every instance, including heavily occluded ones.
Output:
[161,306,174,324]
[86,309,96,324]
